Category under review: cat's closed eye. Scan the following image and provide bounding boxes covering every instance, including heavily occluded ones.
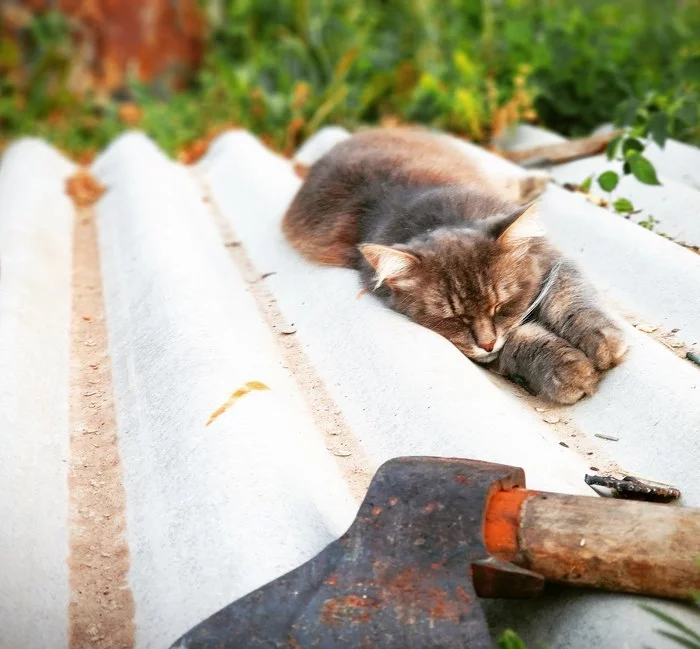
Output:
[444,315,472,327]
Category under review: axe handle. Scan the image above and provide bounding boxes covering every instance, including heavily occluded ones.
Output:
[484,489,700,600]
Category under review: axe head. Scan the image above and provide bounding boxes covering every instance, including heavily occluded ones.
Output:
[170,457,544,649]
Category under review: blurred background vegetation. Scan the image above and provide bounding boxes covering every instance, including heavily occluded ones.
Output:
[0,0,698,161]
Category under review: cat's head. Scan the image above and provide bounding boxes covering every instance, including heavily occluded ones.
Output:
[359,204,546,363]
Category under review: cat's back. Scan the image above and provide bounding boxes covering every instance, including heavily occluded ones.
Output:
[322,128,493,188]
[282,128,506,268]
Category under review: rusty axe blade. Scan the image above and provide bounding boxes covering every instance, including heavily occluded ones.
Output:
[169,457,700,649]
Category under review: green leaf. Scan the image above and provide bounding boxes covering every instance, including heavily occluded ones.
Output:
[606,135,622,161]
[498,629,528,649]
[656,630,700,649]
[598,171,619,192]
[649,112,669,148]
[623,161,631,175]
[622,137,644,158]
[580,175,593,192]
[642,605,700,643]
[613,198,634,213]
[616,98,642,126]
[628,154,662,185]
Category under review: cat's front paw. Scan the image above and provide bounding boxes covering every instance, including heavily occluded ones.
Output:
[578,324,628,371]
[541,348,601,405]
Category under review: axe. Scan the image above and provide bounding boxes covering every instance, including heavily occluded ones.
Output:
[170,457,700,649]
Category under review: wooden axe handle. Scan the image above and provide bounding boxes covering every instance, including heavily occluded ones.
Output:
[484,489,700,600]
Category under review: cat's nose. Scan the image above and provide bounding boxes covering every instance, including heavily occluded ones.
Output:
[479,339,496,352]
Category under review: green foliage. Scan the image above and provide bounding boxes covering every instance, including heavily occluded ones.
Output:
[1,0,699,156]
[642,604,700,649]
[499,629,528,649]
[628,154,661,185]
[580,98,667,220]
[638,214,659,230]
[598,171,619,192]
[613,197,635,213]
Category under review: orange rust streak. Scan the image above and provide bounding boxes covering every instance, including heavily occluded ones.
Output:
[206,381,270,426]
[483,489,538,561]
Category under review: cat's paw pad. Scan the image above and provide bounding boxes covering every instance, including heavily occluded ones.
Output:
[580,325,628,371]
[543,349,601,405]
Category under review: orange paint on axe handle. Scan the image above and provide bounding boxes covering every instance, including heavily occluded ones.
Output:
[206,381,270,426]
[483,489,537,561]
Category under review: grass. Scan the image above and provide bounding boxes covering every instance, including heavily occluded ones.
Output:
[1,0,699,159]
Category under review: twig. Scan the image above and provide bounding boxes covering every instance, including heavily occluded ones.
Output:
[585,474,681,503]
[501,130,623,167]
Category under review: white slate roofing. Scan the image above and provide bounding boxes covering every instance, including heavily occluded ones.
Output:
[0,124,698,649]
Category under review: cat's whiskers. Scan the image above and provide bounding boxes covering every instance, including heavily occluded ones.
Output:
[517,261,562,326]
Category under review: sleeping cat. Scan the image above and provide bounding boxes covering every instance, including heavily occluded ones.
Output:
[282,127,627,404]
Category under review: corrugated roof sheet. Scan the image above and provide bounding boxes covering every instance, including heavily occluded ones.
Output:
[0,124,698,649]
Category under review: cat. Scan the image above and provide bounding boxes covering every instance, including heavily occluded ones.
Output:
[282,127,627,404]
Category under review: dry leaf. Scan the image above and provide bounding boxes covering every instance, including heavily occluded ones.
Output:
[66,168,106,208]
[292,161,309,179]
[206,381,270,426]
[177,139,209,165]
[118,102,142,126]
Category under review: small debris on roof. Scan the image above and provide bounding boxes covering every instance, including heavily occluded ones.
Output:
[331,450,352,457]
[635,323,659,333]
[206,381,270,426]
[594,433,620,441]
[542,414,561,424]
[584,474,681,503]
[561,182,610,208]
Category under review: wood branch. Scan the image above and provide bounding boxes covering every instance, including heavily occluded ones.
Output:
[502,130,624,167]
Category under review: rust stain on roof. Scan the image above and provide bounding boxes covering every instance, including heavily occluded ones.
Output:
[206,381,271,427]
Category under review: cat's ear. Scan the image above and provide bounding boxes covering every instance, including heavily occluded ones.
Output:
[359,243,421,289]
[484,202,545,243]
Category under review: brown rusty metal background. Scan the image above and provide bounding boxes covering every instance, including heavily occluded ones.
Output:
[169,457,544,649]
[0,0,206,96]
